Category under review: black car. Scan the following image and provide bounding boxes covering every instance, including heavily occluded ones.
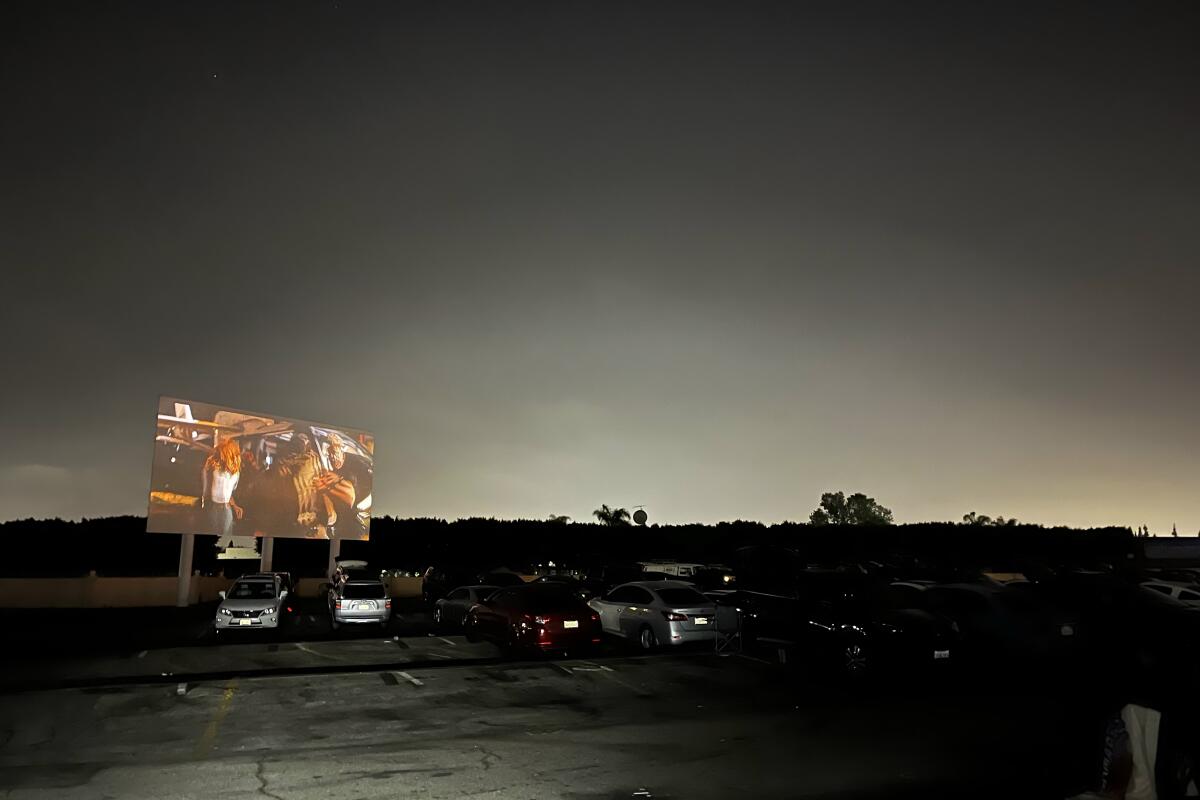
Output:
[736,563,957,679]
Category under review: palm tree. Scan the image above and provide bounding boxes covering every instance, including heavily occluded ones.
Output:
[546,515,571,524]
[592,504,631,526]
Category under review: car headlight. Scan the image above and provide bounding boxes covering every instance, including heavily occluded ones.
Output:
[263,607,275,615]
[219,608,232,616]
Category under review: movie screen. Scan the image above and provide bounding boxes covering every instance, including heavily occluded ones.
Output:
[147,397,373,542]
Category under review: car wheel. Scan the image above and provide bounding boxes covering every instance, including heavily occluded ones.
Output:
[638,625,658,651]
[843,641,869,678]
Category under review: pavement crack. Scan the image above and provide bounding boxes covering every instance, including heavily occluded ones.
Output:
[255,760,286,800]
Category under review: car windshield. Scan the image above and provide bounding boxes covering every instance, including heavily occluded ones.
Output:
[230,581,275,600]
[656,587,708,606]
[343,582,386,599]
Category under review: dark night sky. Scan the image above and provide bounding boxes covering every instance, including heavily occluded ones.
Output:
[2,2,1198,530]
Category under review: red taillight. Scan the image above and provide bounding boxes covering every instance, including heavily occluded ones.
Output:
[335,600,342,609]
[286,606,293,613]
[590,612,600,623]
[662,611,687,622]
[385,599,392,609]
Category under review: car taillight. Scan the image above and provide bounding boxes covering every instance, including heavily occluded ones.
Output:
[385,599,392,609]
[662,611,688,622]
[335,600,342,609]
[533,616,551,625]
[590,612,600,623]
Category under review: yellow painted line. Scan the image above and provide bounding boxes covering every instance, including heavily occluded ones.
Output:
[194,680,238,758]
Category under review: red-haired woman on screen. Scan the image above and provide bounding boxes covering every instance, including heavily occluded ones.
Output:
[202,438,244,547]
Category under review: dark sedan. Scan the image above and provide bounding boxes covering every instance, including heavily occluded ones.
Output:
[464,585,602,654]
[738,571,957,679]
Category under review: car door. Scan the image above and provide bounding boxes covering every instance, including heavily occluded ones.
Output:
[444,588,469,623]
[590,586,632,634]
[615,587,657,639]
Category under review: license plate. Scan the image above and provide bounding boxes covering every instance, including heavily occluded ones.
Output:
[693,617,709,625]
[238,618,252,626]
[933,649,950,660]
[563,620,579,629]
[356,602,373,611]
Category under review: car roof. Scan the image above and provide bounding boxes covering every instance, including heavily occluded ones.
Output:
[616,580,703,592]
[237,574,277,582]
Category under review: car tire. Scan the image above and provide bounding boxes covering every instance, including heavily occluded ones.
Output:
[638,625,658,651]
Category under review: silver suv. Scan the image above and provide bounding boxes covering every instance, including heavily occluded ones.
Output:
[216,573,289,633]
[329,578,391,631]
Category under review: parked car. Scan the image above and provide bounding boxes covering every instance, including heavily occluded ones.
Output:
[464,584,601,653]
[532,574,595,600]
[1141,580,1200,607]
[422,566,482,603]
[920,582,1080,672]
[479,571,527,588]
[435,585,499,629]
[215,573,291,634]
[588,581,717,650]
[328,576,391,631]
[737,569,957,679]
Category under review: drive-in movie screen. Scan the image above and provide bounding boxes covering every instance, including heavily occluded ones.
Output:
[148,397,374,542]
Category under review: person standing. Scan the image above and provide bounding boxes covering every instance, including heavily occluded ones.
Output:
[201,438,244,548]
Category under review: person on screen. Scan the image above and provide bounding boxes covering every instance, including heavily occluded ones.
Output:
[201,439,244,547]
[277,432,324,529]
[312,433,358,530]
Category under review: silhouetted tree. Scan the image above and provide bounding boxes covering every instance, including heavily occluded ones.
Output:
[809,491,893,526]
[546,515,571,524]
[963,512,1018,526]
[593,505,631,526]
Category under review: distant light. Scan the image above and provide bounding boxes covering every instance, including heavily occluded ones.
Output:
[548,561,555,568]
[170,457,176,463]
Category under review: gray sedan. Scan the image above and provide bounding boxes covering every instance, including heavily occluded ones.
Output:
[434,585,499,629]
[587,581,717,650]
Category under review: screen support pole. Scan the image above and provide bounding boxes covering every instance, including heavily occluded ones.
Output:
[260,536,274,572]
[326,536,341,579]
[176,533,194,607]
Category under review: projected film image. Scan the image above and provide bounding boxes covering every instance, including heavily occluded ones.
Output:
[148,397,374,543]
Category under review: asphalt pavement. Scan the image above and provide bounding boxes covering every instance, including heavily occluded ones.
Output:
[0,646,1103,799]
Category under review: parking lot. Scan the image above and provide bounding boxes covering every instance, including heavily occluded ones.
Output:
[0,645,1101,800]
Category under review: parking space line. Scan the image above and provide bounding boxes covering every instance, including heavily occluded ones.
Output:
[295,643,339,661]
[193,679,238,758]
[551,662,574,677]
[136,650,147,659]
[396,671,423,687]
[437,637,457,646]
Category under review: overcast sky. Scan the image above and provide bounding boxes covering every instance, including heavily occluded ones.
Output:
[2,2,1198,530]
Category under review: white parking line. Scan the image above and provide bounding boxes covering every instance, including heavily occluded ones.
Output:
[295,642,339,661]
[136,650,147,659]
[395,671,423,687]
[437,636,457,646]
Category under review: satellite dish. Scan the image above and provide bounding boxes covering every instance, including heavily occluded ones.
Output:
[632,508,648,526]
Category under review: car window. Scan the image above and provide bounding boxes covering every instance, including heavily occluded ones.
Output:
[446,588,468,601]
[473,586,498,601]
[342,582,386,599]
[656,587,707,606]
[230,581,275,600]
[606,586,641,603]
[1143,584,1171,595]
[491,590,523,609]
[1180,589,1200,601]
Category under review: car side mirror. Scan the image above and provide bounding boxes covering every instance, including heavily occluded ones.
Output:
[218,590,226,600]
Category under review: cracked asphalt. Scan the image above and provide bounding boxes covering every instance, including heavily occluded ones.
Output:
[0,651,1103,799]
